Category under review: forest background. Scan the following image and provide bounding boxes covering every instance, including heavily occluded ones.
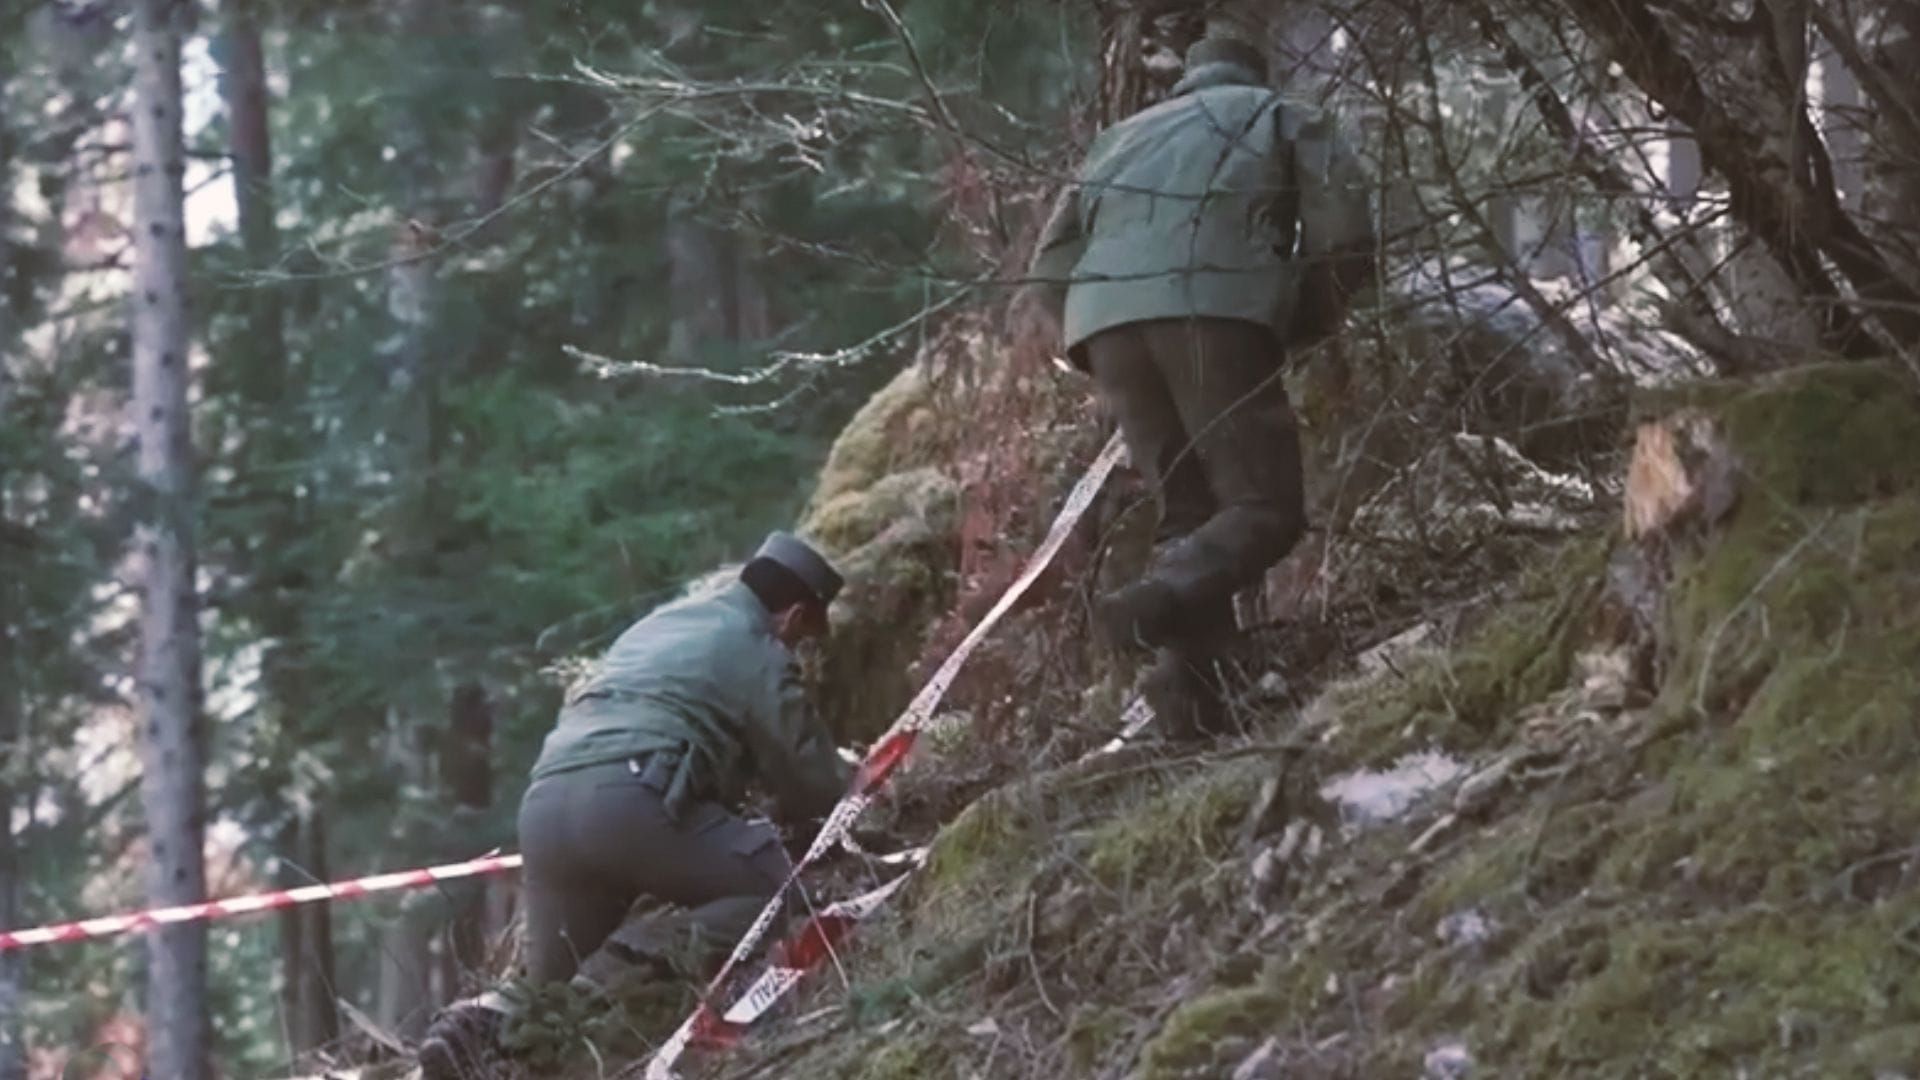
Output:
[1,0,1914,1077]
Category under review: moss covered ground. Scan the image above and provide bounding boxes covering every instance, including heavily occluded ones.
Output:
[613,361,1920,1080]
[487,357,1917,1080]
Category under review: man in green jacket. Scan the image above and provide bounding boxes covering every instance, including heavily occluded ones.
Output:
[1024,34,1376,738]
[419,531,851,1077]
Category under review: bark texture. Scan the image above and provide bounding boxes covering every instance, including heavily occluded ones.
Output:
[217,1,344,1054]
[131,1,210,1076]
[0,87,22,1080]
[665,196,773,364]
[438,682,493,994]
[1562,0,1920,354]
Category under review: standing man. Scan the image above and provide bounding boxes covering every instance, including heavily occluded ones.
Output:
[1023,34,1377,737]
[419,531,851,1077]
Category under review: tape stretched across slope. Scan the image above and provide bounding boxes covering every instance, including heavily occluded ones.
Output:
[643,431,1128,1078]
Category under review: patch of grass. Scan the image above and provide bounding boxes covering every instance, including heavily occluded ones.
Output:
[1480,902,1920,1075]
[1137,984,1286,1078]
[1085,758,1268,890]
[1315,532,1611,757]
[841,1027,943,1080]
[1064,1005,1130,1074]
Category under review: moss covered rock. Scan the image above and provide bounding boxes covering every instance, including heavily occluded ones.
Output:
[805,362,949,514]
[791,362,968,744]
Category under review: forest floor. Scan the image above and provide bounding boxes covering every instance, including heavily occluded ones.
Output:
[656,359,1920,1080]
[348,351,1920,1080]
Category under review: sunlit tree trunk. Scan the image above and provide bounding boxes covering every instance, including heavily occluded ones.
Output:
[131,1,210,1075]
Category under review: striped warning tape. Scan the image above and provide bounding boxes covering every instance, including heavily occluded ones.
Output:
[657,685,1161,1032]
[0,852,522,953]
[643,431,1128,1078]
[690,693,1160,1035]
[642,696,1160,1054]
[4,429,1138,1080]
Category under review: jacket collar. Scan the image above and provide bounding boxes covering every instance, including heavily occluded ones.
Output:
[1169,60,1267,98]
[717,578,775,632]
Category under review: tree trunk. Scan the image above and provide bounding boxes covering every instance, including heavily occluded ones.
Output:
[217,2,344,1056]
[131,1,210,1076]
[0,392,22,1080]
[0,632,20,1080]
[274,809,338,1057]
[0,110,20,1080]
[1096,2,1205,127]
[438,682,492,997]
[1566,0,1920,353]
[222,0,282,398]
[376,717,435,1040]
[665,196,772,364]
[1814,39,1866,209]
[1858,10,1920,284]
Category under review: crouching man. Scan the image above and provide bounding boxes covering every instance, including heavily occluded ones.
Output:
[419,532,852,1078]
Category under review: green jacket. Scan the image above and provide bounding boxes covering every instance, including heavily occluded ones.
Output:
[530,581,849,823]
[1028,60,1374,364]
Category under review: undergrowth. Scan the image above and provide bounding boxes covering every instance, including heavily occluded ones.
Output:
[663,361,1920,1080]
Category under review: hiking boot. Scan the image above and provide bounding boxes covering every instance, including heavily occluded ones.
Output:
[417,994,508,1080]
[1095,580,1182,655]
[1143,647,1235,741]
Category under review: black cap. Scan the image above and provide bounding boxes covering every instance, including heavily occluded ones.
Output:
[752,531,844,606]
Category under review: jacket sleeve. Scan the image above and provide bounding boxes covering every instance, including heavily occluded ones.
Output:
[1275,104,1380,346]
[744,654,851,824]
[1021,184,1086,326]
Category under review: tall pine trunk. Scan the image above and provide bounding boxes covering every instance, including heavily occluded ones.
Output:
[0,95,24,1080]
[131,1,209,1076]
[0,476,22,1080]
[0,617,20,1080]
[438,682,493,998]
[218,0,340,1055]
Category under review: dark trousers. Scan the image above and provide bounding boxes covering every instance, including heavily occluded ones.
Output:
[1084,317,1307,734]
[516,756,792,986]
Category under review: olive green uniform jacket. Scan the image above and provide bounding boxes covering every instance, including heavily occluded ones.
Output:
[1028,61,1374,365]
[530,580,848,824]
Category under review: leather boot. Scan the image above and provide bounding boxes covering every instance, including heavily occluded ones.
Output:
[1095,579,1183,655]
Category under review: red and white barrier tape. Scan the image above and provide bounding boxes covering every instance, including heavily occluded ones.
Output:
[0,852,521,953]
[4,429,1137,1077]
[719,847,927,1026]
[651,695,1160,1055]
[643,431,1127,1079]
[687,696,1160,1040]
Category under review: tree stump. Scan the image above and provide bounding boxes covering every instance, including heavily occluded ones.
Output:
[1604,408,1743,693]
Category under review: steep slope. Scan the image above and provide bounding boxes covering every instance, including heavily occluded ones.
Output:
[676,360,1920,1080]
